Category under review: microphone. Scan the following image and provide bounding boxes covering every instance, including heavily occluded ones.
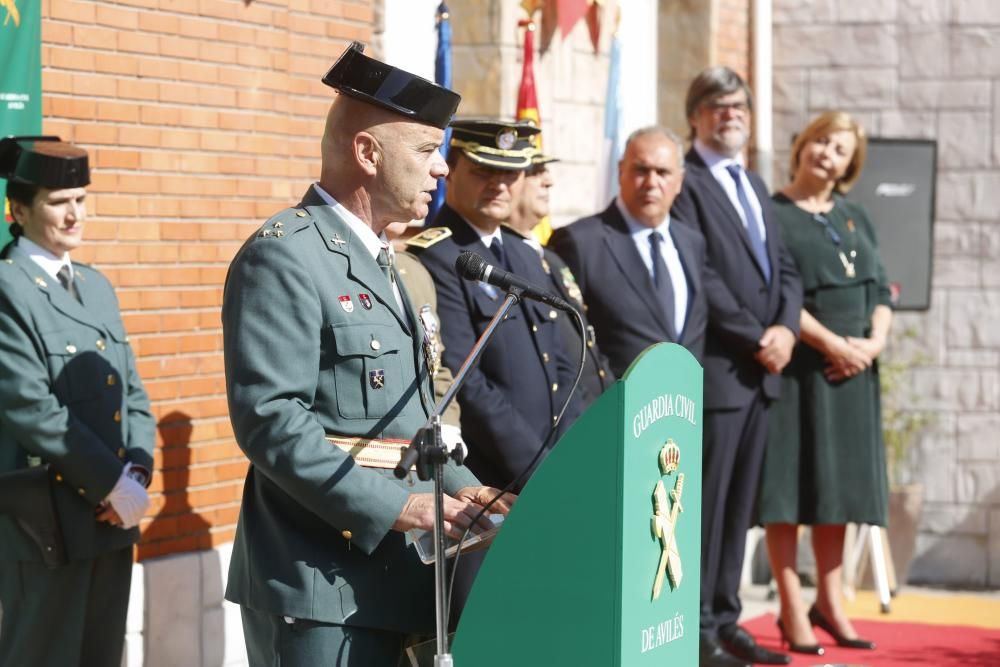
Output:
[455,251,575,311]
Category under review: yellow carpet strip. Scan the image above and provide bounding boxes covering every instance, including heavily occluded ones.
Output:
[845,589,1000,630]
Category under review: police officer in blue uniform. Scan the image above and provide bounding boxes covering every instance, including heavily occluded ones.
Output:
[409,120,584,622]
[0,137,154,666]
[409,119,583,494]
[505,149,615,408]
[222,45,509,667]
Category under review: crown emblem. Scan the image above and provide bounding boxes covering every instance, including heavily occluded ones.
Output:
[658,439,681,475]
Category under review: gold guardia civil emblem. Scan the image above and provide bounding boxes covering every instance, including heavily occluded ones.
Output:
[651,439,684,600]
[2,0,20,27]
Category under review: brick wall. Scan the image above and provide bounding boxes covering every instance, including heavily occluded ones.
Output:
[38,0,375,560]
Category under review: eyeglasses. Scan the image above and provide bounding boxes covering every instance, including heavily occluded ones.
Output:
[705,100,750,115]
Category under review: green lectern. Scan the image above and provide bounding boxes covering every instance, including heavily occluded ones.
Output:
[452,343,702,665]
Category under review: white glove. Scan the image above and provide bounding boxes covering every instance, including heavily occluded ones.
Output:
[105,463,151,529]
[440,424,469,459]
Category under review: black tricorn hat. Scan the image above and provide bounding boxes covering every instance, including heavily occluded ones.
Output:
[449,119,541,171]
[0,136,90,189]
[322,42,460,130]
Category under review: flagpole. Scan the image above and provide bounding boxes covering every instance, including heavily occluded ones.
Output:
[427,2,452,225]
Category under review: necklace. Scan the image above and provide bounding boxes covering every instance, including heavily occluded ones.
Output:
[811,211,856,278]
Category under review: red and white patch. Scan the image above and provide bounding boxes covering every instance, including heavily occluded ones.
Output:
[339,295,354,313]
[359,293,373,310]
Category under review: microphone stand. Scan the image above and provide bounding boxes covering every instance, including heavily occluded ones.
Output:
[395,289,523,667]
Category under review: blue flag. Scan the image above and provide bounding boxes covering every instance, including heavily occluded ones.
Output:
[427,2,452,225]
[598,34,624,208]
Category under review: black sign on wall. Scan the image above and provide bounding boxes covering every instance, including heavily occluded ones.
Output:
[846,138,937,311]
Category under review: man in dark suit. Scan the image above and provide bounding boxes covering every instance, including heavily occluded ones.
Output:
[671,67,802,667]
[549,127,710,377]
[506,150,615,407]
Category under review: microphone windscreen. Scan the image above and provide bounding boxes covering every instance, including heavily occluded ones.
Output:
[455,251,488,281]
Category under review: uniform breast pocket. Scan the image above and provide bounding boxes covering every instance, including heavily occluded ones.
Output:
[39,329,112,405]
[471,288,520,323]
[329,323,404,420]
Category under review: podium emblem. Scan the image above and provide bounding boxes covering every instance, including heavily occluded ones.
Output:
[659,438,681,474]
[651,472,684,599]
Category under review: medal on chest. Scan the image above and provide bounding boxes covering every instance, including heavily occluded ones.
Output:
[813,212,858,279]
[418,304,442,375]
[838,250,857,278]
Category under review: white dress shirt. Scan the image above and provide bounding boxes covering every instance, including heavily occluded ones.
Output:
[615,197,689,335]
[19,236,73,282]
[462,219,504,252]
[693,139,767,241]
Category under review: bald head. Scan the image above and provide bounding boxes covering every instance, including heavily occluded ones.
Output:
[319,94,449,232]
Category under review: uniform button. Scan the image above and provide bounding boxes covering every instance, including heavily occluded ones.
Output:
[107,374,116,386]
[551,383,558,393]
[531,325,539,333]
[117,447,127,459]
[66,344,77,354]
[55,473,63,482]
[548,310,557,319]
[552,415,559,423]
[342,530,353,540]
[113,410,122,423]
[96,339,107,351]
[587,340,594,348]
[295,211,307,217]
[599,369,606,378]
[370,339,381,351]
[542,352,550,363]
[77,488,86,496]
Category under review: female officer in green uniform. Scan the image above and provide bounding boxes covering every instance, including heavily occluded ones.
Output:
[0,137,154,666]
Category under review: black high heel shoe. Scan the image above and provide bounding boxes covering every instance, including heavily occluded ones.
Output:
[808,604,877,649]
[776,617,825,655]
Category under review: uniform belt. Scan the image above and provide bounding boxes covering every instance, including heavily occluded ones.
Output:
[325,434,410,469]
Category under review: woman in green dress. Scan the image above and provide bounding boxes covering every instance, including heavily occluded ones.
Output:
[758,111,892,654]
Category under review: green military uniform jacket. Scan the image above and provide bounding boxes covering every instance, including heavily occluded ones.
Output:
[0,242,154,562]
[222,186,479,634]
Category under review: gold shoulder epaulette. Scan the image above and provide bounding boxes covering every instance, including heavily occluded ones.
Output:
[406,227,452,249]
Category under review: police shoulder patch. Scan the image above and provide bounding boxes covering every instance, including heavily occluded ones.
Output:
[406,227,452,249]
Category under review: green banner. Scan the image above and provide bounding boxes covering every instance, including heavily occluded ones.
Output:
[1,0,42,247]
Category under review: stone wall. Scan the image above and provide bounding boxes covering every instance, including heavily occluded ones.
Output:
[446,0,656,226]
[772,0,1000,587]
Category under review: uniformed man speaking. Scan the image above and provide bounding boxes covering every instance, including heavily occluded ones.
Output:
[222,44,509,666]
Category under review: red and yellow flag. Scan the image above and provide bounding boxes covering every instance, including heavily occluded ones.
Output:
[516,20,540,128]
[516,19,553,244]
